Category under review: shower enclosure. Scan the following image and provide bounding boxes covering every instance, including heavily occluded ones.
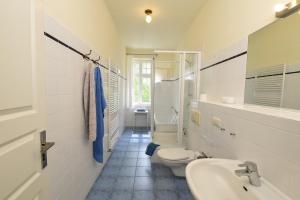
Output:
[151,51,201,146]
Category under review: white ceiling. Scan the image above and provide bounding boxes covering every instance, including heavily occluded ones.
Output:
[104,0,206,49]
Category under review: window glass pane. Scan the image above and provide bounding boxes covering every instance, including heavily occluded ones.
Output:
[132,60,151,105]
[133,76,140,103]
[133,62,140,75]
[142,62,151,74]
[132,62,140,104]
[142,78,151,103]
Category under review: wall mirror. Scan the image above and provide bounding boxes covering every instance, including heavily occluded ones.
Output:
[244,12,300,110]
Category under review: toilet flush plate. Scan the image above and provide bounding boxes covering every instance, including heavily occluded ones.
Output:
[191,110,201,125]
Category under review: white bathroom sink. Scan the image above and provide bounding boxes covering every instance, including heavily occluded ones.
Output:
[186,159,291,200]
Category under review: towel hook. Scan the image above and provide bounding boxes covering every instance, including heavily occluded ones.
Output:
[83,50,92,60]
[95,56,101,62]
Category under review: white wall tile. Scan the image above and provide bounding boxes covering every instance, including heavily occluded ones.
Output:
[200,39,248,104]
[43,15,113,200]
[200,54,247,104]
[188,101,300,199]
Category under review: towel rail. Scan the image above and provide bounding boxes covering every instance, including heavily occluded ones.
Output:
[44,32,127,80]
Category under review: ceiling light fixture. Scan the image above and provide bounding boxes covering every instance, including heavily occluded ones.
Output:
[274,3,287,12]
[145,9,152,23]
[275,0,300,18]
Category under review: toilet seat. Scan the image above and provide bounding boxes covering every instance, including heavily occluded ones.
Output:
[157,148,199,177]
[157,148,195,162]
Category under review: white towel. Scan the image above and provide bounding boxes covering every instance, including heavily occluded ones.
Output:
[83,63,97,141]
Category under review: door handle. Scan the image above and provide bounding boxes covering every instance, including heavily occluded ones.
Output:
[41,142,55,154]
[40,130,55,169]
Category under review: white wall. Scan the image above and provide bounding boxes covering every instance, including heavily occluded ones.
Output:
[188,101,300,200]
[178,0,289,59]
[43,16,123,200]
[44,0,126,72]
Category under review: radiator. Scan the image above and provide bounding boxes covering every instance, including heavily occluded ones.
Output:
[100,67,110,152]
[254,65,285,107]
[108,64,121,150]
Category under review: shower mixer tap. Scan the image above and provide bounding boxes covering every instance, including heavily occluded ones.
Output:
[171,106,178,115]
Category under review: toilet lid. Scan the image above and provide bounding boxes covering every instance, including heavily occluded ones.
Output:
[157,148,194,161]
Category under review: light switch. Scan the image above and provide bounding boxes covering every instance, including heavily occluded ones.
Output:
[212,117,222,128]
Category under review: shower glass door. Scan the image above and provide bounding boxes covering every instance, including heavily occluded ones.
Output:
[182,53,199,146]
[152,51,200,146]
[152,53,180,144]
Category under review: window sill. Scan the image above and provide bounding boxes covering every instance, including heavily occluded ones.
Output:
[132,103,151,108]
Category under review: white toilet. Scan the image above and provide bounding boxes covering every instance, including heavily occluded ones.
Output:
[157,147,200,177]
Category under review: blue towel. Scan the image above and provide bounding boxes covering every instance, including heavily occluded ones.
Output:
[145,142,160,156]
[93,66,107,163]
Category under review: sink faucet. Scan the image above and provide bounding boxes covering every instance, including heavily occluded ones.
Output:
[195,152,211,159]
[235,161,261,187]
[199,152,208,158]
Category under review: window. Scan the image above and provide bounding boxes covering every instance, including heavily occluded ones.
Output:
[132,59,152,105]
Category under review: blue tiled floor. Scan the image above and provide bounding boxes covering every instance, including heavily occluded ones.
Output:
[86,129,194,200]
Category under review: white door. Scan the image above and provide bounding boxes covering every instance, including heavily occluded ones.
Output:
[0,0,47,199]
